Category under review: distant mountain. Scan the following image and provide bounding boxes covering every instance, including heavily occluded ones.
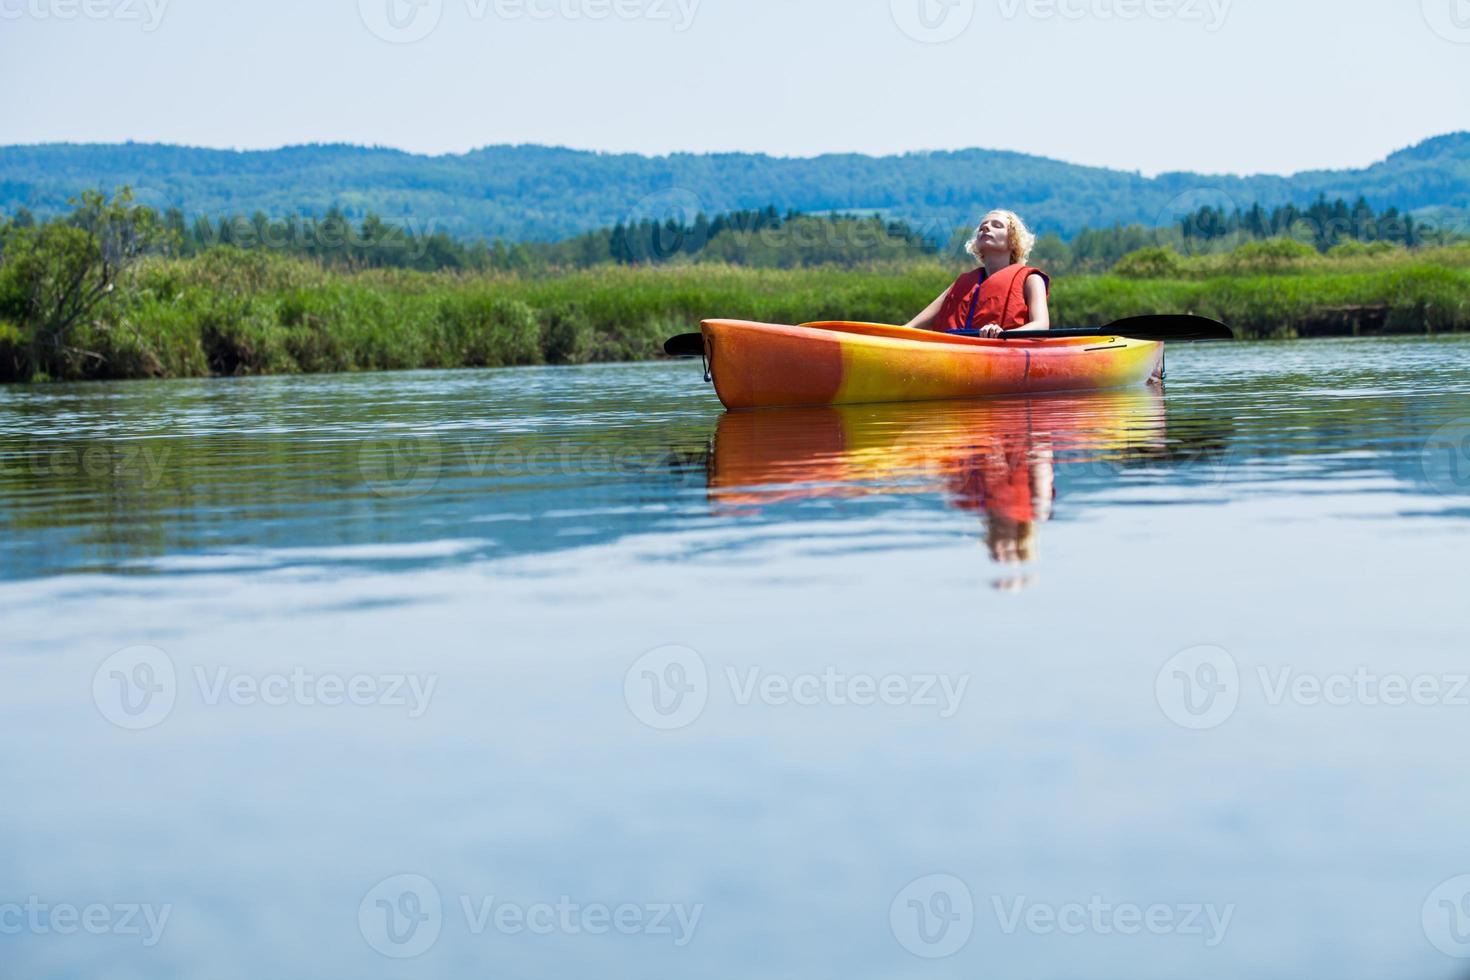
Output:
[2,134,1467,243]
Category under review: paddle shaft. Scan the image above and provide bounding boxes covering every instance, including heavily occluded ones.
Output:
[949,315,1232,342]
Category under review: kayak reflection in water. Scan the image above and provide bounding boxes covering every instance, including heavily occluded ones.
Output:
[706,390,1166,591]
[904,209,1051,338]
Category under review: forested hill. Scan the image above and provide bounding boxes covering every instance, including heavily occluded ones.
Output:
[2,133,1467,243]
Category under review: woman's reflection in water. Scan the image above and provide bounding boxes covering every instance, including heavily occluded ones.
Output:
[946,427,1055,589]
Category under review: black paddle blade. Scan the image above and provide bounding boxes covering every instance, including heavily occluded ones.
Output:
[1104,314,1234,342]
[663,333,705,357]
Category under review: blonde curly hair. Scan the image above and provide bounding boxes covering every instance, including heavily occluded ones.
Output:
[965,209,1036,266]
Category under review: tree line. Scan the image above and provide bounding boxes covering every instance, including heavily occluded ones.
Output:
[1175,196,1442,251]
[4,200,943,271]
[1030,196,1462,274]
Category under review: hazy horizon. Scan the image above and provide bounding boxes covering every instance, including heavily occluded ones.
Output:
[3,0,1468,177]
[4,128,1466,182]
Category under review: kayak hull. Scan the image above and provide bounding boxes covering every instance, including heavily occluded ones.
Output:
[701,319,1165,410]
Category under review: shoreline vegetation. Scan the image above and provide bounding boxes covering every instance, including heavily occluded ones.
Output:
[2,192,1468,383]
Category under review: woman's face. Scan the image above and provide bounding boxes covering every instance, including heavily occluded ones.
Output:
[977,212,1011,256]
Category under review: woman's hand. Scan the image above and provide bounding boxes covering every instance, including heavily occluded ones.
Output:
[977,325,1005,338]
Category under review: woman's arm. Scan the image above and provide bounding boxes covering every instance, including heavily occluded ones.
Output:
[903,287,950,331]
[1020,273,1050,330]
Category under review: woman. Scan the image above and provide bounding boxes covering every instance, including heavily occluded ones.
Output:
[905,210,1050,337]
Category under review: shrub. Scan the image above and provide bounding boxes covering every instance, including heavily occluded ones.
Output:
[0,190,166,380]
[436,293,542,367]
[540,303,595,364]
[1112,247,1187,279]
[1327,240,1403,259]
[1224,238,1319,273]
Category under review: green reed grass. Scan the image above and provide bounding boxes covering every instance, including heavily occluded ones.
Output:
[9,245,1469,381]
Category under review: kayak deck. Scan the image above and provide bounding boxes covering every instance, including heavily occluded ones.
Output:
[701,319,1165,410]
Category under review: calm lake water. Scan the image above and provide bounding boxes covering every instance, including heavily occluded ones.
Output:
[4,335,1470,980]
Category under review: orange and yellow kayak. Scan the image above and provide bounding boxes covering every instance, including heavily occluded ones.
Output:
[701,319,1165,410]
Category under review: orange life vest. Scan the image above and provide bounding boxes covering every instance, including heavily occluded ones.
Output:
[936,263,1049,333]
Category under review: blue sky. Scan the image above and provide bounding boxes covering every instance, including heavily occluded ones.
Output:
[2,0,1468,175]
